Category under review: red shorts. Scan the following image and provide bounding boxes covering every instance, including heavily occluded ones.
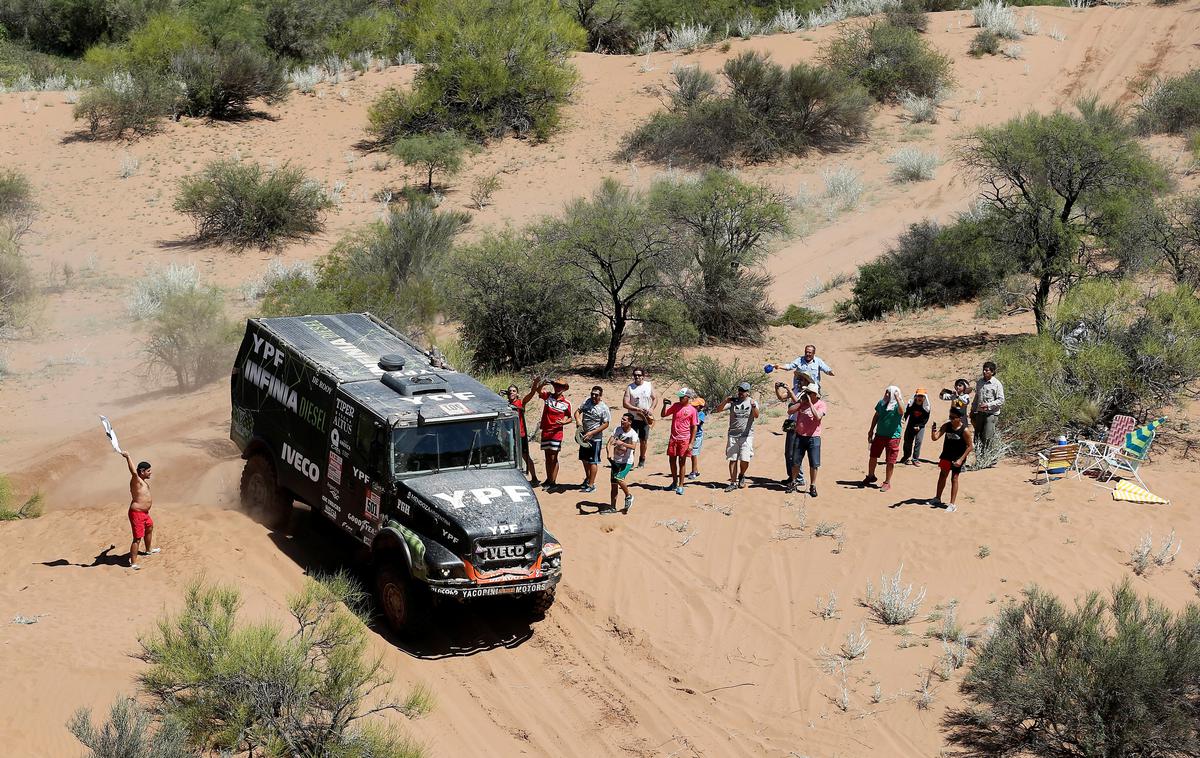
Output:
[870,436,900,464]
[667,437,691,458]
[939,458,963,474]
[129,509,153,540]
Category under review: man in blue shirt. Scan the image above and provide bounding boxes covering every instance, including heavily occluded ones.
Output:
[774,344,834,391]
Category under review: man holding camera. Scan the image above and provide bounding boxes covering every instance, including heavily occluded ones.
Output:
[713,382,759,492]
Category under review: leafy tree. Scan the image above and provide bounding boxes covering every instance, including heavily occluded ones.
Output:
[141,282,236,390]
[391,132,470,192]
[996,281,1200,445]
[565,0,636,53]
[255,0,373,61]
[137,575,426,757]
[446,230,603,370]
[946,580,1200,757]
[367,0,584,143]
[535,178,675,376]
[649,170,787,342]
[958,100,1166,332]
[1144,192,1200,287]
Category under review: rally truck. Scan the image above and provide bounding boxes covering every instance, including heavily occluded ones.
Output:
[229,313,561,633]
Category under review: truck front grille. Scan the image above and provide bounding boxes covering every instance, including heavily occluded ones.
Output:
[472,534,539,571]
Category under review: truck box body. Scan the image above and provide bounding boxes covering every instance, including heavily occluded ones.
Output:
[231,313,561,600]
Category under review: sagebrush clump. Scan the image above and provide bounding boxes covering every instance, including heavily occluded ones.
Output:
[863,565,927,625]
[174,160,332,249]
[622,51,872,165]
[822,20,954,102]
[1134,69,1200,135]
[948,581,1200,757]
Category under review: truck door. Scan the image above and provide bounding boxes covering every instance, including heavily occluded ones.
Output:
[344,405,386,545]
[320,390,357,529]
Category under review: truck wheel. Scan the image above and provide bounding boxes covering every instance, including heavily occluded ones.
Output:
[527,587,556,620]
[239,455,293,529]
[376,567,417,634]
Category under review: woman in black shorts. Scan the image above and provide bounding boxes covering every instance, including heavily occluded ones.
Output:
[930,407,972,511]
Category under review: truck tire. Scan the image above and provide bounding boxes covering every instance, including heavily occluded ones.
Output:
[527,587,556,620]
[376,567,419,634]
[239,455,293,530]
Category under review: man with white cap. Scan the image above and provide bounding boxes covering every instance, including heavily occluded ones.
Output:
[661,387,699,495]
[865,385,904,493]
[714,381,759,492]
[786,384,827,496]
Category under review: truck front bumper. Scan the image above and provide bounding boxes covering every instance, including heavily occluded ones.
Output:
[426,571,560,598]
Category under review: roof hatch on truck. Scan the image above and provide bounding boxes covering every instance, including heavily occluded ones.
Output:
[382,372,450,396]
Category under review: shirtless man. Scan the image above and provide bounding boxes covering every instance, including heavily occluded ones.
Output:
[121,450,159,569]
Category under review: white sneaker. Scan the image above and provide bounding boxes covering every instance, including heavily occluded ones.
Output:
[130,563,141,570]
[149,547,161,554]
[946,504,958,512]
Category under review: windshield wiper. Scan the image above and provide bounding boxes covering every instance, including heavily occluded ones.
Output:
[466,429,481,469]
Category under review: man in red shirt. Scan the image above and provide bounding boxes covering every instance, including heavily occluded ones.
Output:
[537,377,574,491]
[661,388,699,496]
[507,383,540,487]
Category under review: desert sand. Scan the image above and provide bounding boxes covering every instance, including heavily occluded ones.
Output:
[3,4,1200,756]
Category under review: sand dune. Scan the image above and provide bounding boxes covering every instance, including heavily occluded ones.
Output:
[4,3,1200,756]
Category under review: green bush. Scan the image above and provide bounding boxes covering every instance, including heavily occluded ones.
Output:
[996,281,1200,446]
[568,0,638,53]
[183,0,265,49]
[886,0,929,33]
[822,20,953,101]
[140,279,237,390]
[174,160,331,248]
[137,576,427,756]
[0,474,43,520]
[947,580,1200,757]
[367,0,583,143]
[447,229,603,370]
[262,200,468,332]
[1134,69,1200,135]
[124,11,205,72]
[771,304,824,328]
[0,168,34,228]
[257,0,374,61]
[391,132,470,192]
[839,217,1011,321]
[172,44,289,119]
[324,8,407,60]
[636,297,700,348]
[968,29,1000,57]
[0,0,112,56]
[1,224,37,333]
[622,51,873,165]
[73,70,175,139]
[68,697,192,758]
[667,355,768,406]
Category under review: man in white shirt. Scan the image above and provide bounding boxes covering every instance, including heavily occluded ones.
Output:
[622,367,657,468]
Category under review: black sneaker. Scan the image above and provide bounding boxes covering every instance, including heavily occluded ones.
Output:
[785,480,797,494]
[529,477,541,488]
[809,485,818,497]
[723,481,738,492]
[737,477,747,489]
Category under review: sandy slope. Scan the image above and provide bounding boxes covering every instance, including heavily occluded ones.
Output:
[3,3,1200,756]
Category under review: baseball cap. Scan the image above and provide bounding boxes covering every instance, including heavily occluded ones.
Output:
[676,387,694,398]
[805,386,821,398]
[737,381,752,392]
[914,387,927,395]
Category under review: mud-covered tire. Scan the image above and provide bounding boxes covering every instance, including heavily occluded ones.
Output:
[239,455,293,529]
[376,567,419,635]
[526,587,556,620]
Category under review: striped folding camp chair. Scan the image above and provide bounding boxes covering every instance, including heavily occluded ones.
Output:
[1076,414,1136,475]
[1082,417,1166,489]
[1035,443,1080,488]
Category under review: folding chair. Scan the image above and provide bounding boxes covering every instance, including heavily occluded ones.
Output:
[1080,417,1165,489]
[1035,443,1080,487]
[1076,414,1135,473]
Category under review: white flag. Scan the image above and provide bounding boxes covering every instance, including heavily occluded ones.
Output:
[100,415,121,454]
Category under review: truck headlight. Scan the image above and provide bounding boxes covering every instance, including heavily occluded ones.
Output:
[542,542,562,569]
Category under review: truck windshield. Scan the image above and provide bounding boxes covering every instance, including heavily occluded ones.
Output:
[392,418,517,476]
